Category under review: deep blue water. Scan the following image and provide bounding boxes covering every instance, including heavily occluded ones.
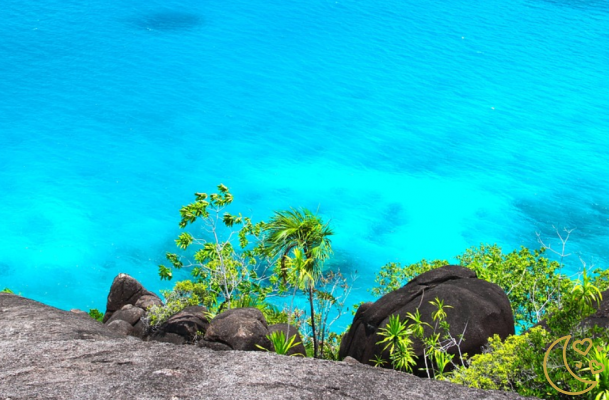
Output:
[1,0,608,318]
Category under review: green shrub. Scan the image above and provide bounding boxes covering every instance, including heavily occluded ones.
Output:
[449,324,609,399]
[257,330,304,356]
[88,308,104,322]
[145,281,203,328]
[449,327,551,395]
[582,343,609,400]
[159,185,270,313]
[370,259,448,297]
[372,298,464,378]
[375,314,417,372]
[448,271,607,399]
[1,288,13,294]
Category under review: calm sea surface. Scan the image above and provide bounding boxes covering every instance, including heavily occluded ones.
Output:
[1,0,608,317]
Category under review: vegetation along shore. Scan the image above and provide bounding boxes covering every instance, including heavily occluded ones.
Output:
[3,184,609,400]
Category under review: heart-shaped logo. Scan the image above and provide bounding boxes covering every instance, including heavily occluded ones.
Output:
[589,359,605,375]
[573,338,593,356]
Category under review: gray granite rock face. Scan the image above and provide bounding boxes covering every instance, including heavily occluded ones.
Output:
[0,293,535,400]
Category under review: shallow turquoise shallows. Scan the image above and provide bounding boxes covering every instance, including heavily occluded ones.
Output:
[1,0,608,322]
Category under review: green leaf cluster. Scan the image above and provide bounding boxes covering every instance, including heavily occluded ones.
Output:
[145,281,204,328]
[448,327,552,395]
[373,298,461,378]
[88,308,104,322]
[159,185,269,312]
[449,324,609,399]
[257,330,304,356]
[375,314,417,372]
[582,343,609,400]
[370,259,448,297]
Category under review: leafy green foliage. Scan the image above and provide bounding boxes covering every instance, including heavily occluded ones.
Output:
[593,268,609,292]
[375,314,417,372]
[448,327,552,395]
[370,259,448,297]
[159,185,270,313]
[448,273,608,399]
[582,343,609,400]
[155,185,353,361]
[88,308,104,322]
[377,314,413,356]
[540,265,603,336]
[1,288,13,294]
[372,298,468,378]
[145,282,202,328]
[257,330,304,356]
[449,323,609,399]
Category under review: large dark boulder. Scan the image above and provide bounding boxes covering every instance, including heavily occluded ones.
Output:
[107,304,145,326]
[268,323,307,356]
[135,294,163,310]
[204,307,271,351]
[339,265,514,373]
[149,306,209,344]
[103,273,160,323]
[107,319,135,336]
[0,292,536,399]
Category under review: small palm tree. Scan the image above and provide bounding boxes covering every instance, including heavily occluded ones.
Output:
[263,208,333,358]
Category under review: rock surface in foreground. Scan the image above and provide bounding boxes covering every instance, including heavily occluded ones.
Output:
[0,293,534,400]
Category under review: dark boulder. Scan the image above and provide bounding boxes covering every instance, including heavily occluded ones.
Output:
[204,307,271,351]
[339,265,514,373]
[132,320,148,338]
[103,273,160,323]
[149,306,209,344]
[149,331,187,345]
[107,304,145,326]
[135,294,163,310]
[107,319,134,336]
[268,323,307,356]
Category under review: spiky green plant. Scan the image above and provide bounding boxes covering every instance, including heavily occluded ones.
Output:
[257,330,304,356]
[376,314,417,372]
[263,207,333,358]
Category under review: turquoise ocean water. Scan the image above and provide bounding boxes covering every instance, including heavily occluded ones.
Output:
[1,0,608,318]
